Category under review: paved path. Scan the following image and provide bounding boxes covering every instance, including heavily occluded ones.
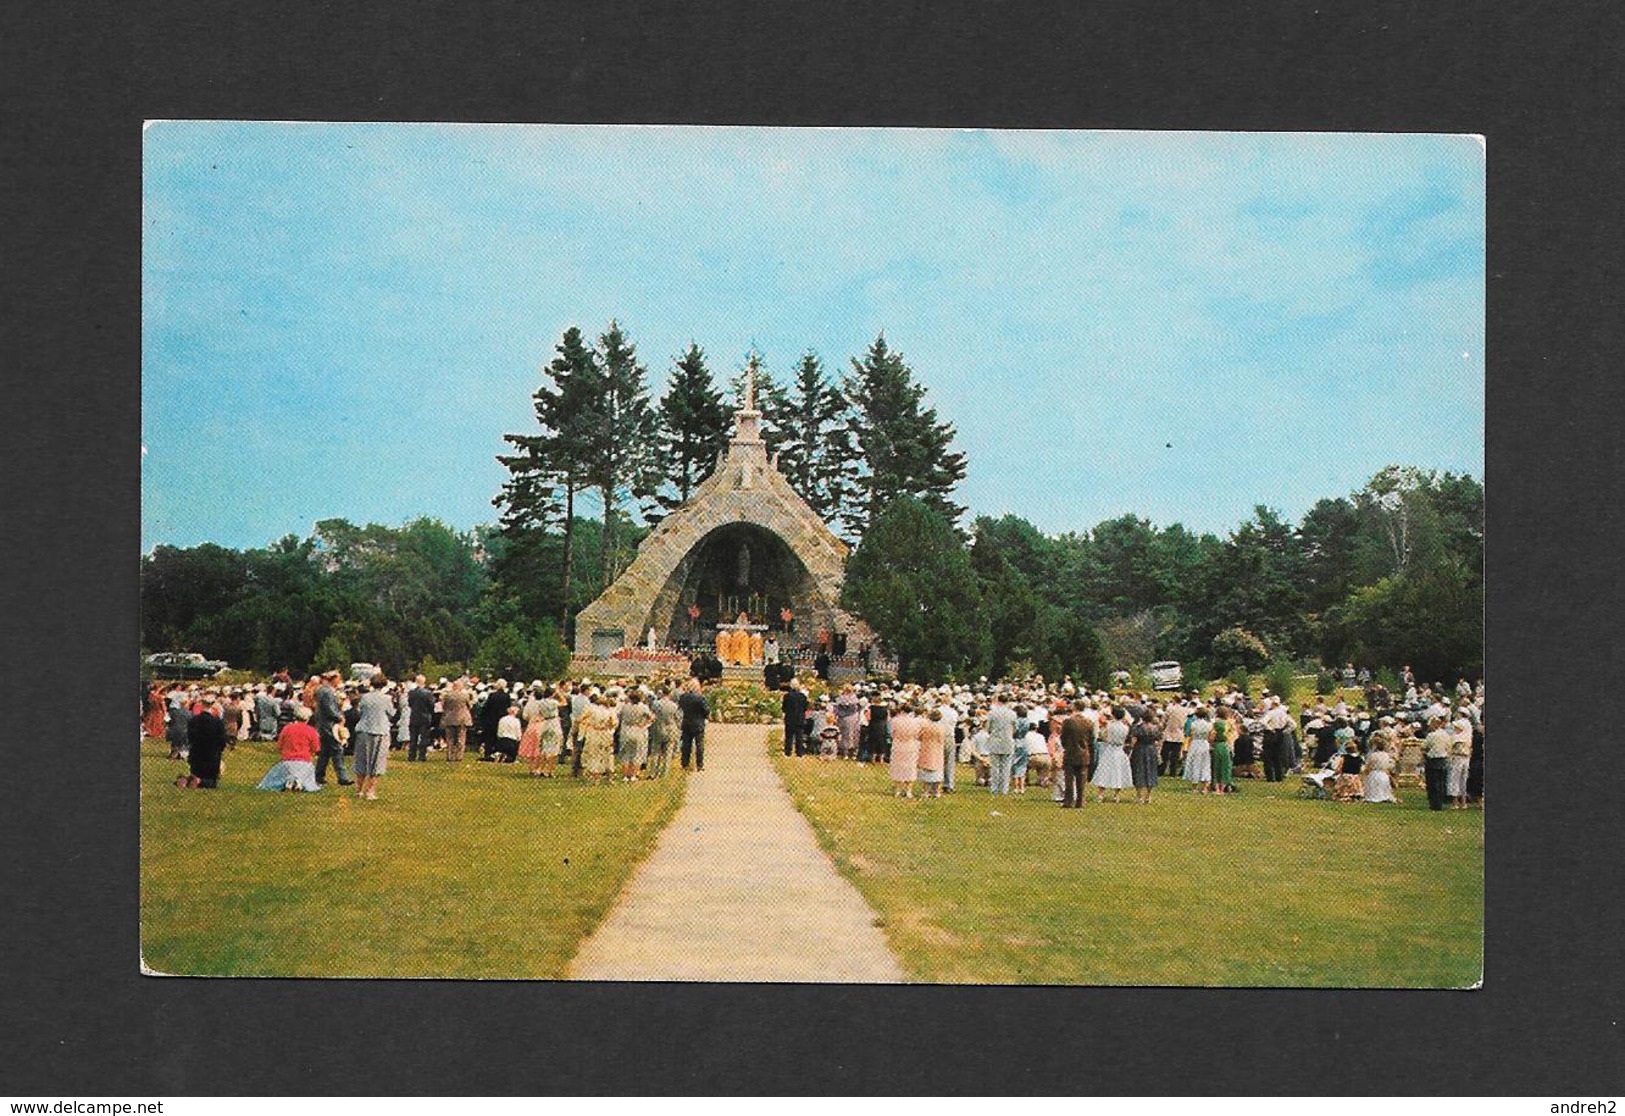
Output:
[568,722,904,982]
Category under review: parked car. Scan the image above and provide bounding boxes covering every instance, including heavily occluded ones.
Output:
[349,662,381,682]
[146,651,227,679]
[1149,660,1184,691]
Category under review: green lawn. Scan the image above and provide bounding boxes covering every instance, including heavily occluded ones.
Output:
[771,740,1483,987]
[141,737,685,978]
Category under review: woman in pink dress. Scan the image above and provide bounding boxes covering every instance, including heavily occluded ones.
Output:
[888,703,923,798]
[916,707,947,798]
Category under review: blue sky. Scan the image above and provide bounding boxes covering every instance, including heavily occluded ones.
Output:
[142,124,1483,552]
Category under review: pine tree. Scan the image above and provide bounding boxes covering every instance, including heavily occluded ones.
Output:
[656,342,731,505]
[843,334,968,537]
[590,320,663,589]
[776,351,858,527]
[493,326,601,637]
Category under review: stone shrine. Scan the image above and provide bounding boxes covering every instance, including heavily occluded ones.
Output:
[572,364,868,659]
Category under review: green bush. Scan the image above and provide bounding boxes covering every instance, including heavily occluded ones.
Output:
[1262,660,1298,702]
[472,621,571,683]
[1005,659,1038,682]
[1226,666,1254,696]
[311,634,352,675]
[705,682,785,724]
[1315,668,1339,696]
[1211,626,1270,673]
[414,656,467,682]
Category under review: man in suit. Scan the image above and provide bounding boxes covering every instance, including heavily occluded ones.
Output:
[253,686,279,741]
[407,675,436,761]
[648,684,682,779]
[439,679,472,762]
[1059,700,1095,809]
[781,678,810,756]
[677,678,710,772]
[985,694,1019,795]
[312,671,353,786]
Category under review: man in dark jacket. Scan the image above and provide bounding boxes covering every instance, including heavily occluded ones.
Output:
[1058,701,1095,809]
[313,671,353,786]
[781,679,810,756]
[479,679,510,759]
[407,675,437,762]
[677,678,710,772]
[185,697,228,788]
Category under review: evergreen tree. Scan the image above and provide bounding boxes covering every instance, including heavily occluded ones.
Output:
[590,320,664,589]
[841,496,985,681]
[776,351,858,527]
[843,334,967,537]
[656,342,731,505]
[494,326,601,636]
[970,531,1040,678]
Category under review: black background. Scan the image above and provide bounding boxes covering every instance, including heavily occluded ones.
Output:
[3,0,1621,1096]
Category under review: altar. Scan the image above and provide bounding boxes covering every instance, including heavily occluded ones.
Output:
[714,614,769,665]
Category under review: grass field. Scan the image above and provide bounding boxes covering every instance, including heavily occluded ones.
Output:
[771,739,1483,987]
[141,737,685,978]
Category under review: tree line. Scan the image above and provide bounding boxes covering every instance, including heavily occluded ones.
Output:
[141,316,1481,687]
[841,465,1483,687]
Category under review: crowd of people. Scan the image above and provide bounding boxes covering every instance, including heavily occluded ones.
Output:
[144,669,714,800]
[771,669,1485,812]
[144,664,1483,813]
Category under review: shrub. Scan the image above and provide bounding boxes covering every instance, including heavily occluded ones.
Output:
[1211,626,1270,673]
[1315,668,1339,696]
[1005,659,1037,682]
[1226,666,1254,696]
[414,656,467,682]
[472,621,571,683]
[704,682,790,724]
[311,634,352,676]
[1262,659,1298,702]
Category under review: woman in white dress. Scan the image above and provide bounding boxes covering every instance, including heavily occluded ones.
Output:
[1182,708,1214,794]
[1091,706,1134,802]
[1363,737,1400,804]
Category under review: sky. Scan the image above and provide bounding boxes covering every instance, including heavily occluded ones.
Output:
[142,123,1483,552]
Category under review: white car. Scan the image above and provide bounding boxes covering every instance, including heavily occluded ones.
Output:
[1149,660,1184,691]
[349,662,380,682]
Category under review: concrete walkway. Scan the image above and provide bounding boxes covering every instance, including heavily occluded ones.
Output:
[568,722,905,982]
